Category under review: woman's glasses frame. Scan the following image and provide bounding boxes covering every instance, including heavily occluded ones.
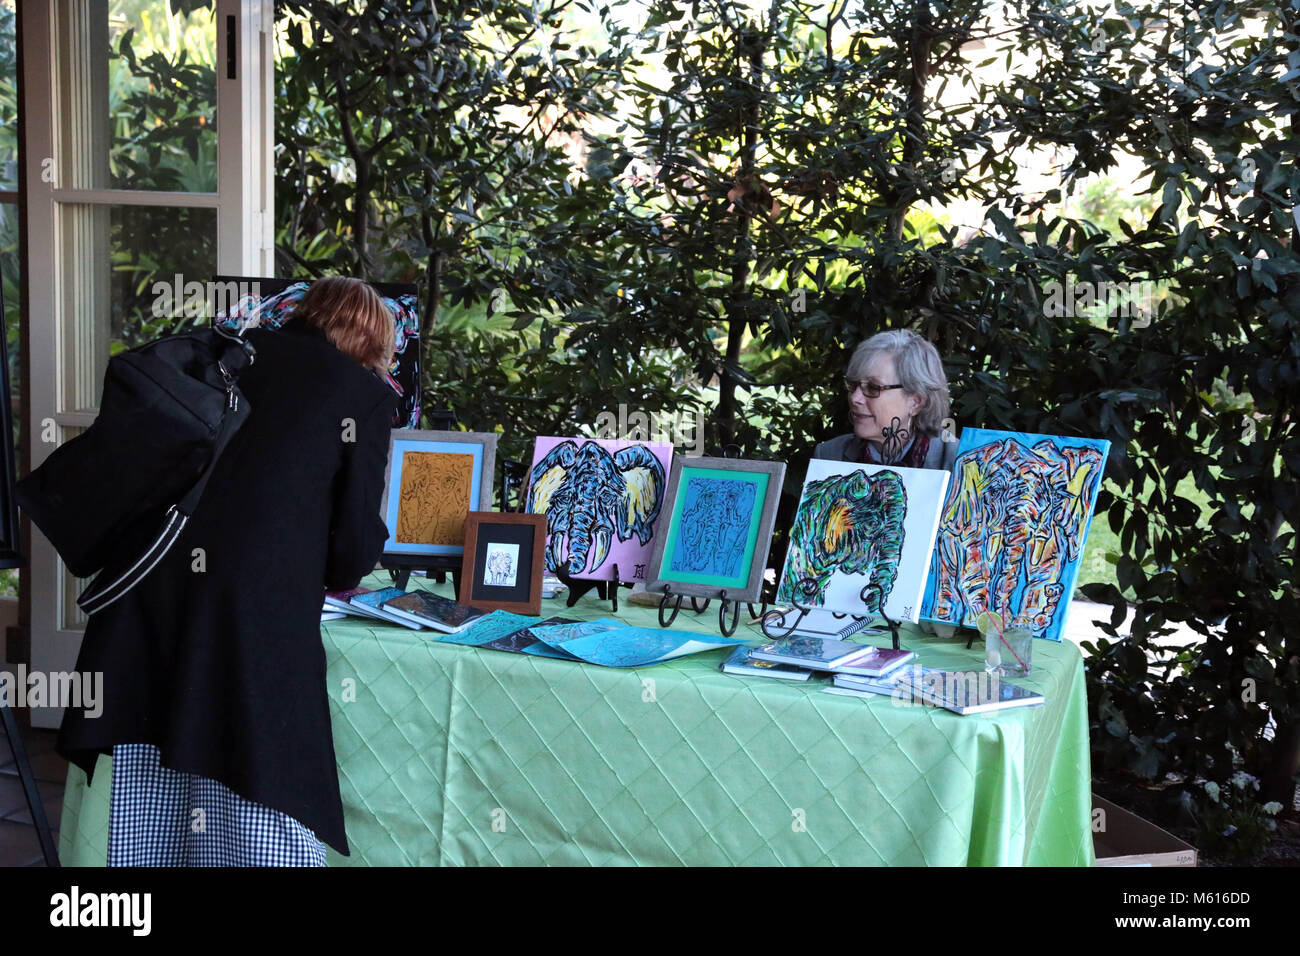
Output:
[843,379,906,399]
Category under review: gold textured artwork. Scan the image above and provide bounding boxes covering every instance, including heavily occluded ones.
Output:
[395,451,475,545]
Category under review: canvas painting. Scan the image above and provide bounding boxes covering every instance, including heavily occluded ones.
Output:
[644,457,786,603]
[776,460,949,623]
[381,431,497,558]
[526,437,673,583]
[920,427,1111,642]
[212,275,422,429]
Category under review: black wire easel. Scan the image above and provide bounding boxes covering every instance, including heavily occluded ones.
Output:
[0,278,58,865]
[758,578,902,651]
[383,554,463,595]
[656,583,768,638]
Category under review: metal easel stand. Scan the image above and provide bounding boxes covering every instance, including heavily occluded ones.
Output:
[758,577,902,651]
[383,553,464,596]
[654,583,767,638]
[0,702,60,867]
[552,563,623,613]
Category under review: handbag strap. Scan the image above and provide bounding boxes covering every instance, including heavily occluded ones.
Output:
[77,333,256,615]
[174,331,256,514]
[177,399,246,515]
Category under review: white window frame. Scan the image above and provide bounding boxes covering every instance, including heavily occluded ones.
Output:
[21,0,273,727]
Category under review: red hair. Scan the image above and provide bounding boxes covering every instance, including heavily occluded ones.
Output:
[290,277,395,373]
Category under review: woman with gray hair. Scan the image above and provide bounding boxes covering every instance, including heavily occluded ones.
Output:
[814,329,958,470]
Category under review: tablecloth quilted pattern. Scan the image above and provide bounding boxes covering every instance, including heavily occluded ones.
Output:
[59,574,1094,866]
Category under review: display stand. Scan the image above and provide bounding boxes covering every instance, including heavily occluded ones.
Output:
[656,584,767,638]
[499,459,528,512]
[552,563,623,612]
[759,577,902,650]
[382,553,463,596]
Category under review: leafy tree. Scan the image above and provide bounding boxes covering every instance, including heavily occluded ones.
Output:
[221,0,1300,832]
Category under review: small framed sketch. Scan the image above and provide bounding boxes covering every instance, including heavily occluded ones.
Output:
[380,430,498,560]
[644,456,786,604]
[459,512,547,615]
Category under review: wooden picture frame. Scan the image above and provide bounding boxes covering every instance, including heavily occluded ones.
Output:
[644,456,786,604]
[380,430,498,561]
[459,512,547,615]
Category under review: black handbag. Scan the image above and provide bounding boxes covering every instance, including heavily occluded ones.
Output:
[16,326,256,614]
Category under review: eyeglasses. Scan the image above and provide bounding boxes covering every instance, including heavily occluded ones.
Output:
[843,379,906,398]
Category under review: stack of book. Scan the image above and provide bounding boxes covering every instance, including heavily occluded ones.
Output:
[381,591,487,634]
[320,586,487,634]
[722,636,915,682]
[723,637,1046,715]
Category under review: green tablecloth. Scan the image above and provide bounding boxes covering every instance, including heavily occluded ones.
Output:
[59,573,1094,866]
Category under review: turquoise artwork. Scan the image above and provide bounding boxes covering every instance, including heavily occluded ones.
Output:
[429,609,540,646]
[663,471,766,588]
[528,620,746,667]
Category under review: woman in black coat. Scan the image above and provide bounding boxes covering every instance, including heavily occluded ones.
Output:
[57,277,397,865]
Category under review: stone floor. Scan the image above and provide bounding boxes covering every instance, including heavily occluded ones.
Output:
[0,705,65,867]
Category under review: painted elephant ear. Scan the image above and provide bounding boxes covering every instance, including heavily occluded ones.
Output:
[612,445,666,545]
[819,473,883,574]
[528,440,578,515]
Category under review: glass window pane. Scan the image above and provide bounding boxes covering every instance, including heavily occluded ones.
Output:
[61,0,218,192]
[109,0,217,191]
[108,203,217,350]
[1,201,18,432]
[58,202,216,410]
[0,0,15,191]
[0,202,15,602]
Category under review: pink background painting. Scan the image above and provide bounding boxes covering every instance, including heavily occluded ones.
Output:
[526,436,674,583]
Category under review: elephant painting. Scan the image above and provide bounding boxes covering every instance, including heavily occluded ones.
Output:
[670,478,756,579]
[777,469,909,615]
[527,439,669,579]
[925,432,1107,640]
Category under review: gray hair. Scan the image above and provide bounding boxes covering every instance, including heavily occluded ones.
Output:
[845,329,951,435]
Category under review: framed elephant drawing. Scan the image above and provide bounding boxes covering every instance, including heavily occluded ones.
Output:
[920,428,1110,642]
[776,460,950,623]
[525,436,673,584]
[643,456,786,603]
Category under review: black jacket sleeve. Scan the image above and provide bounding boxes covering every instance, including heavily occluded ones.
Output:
[324,390,395,590]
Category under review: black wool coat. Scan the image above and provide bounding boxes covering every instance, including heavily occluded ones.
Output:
[57,317,396,855]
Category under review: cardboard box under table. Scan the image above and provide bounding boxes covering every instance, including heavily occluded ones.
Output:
[59,574,1095,866]
[1092,794,1197,867]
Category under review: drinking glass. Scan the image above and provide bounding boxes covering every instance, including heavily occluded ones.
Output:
[985,625,1032,678]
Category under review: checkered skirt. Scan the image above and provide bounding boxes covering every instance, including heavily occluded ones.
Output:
[108,743,327,867]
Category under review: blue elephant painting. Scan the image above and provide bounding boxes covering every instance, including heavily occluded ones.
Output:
[527,438,672,581]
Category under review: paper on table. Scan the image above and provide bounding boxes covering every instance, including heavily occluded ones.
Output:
[529,621,747,668]
[482,616,584,660]
[429,609,541,646]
